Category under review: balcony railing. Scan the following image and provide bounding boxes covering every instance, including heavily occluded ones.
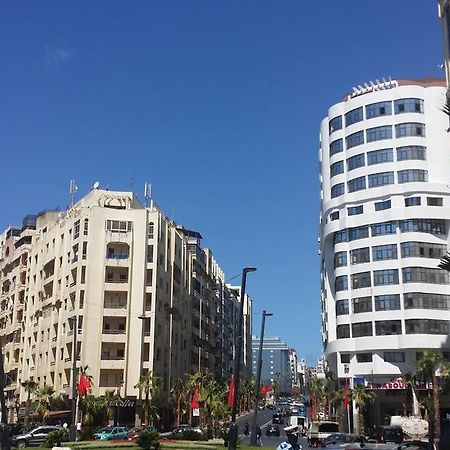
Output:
[101,355,125,360]
[102,329,126,334]
[106,253,129,260]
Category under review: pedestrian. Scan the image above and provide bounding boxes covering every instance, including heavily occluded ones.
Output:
[255,425,262,446]
[244,422,249,436]
[277,425,302,450]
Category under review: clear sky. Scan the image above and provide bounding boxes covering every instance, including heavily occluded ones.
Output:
[0,1,445,364]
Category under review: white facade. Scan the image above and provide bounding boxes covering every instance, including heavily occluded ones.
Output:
[319,78,450,416]
[439,0,450,85]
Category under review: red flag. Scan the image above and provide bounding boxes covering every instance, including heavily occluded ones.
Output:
[343,378,349,410]
[267,384,273,392]
[191,387,200,409]
[77,374,91,397]
[261,384,267,396]
[227,378,235,407]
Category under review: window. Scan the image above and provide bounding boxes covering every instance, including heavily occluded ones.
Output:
[331,183,345,198]
[329,116,343,134]
[351,272,371,289]
[402,267,449,284]
[337,325,350,339]
[427,197,443,206]
[384,352,405,363]
[347,153,365,171]
[335,275,348,292]
[330,139,344,156]
[400,219,445,235]
[346,131,364,149]
[330,211,340,221]
[375,294,400,311]
[336,299,349,315]
[394,98,424,114]
[398,169,427,183]
[334,251,347,268]
[330,160,344,177]
[396,145,426,161]
[367,148,393,165]
[352,322,373,337]
[348,205,363,216]
[366,101,392,119]
[400,242,447,259]
[395,122,426,138]
[352,296,372,313]
[371,221,396,236]
[373,269,399,286]
[375,199,391,211]
[350,247,370,265]
[345,107,363,126]
[405,319,449,335]
[405,197,421,207]
[334,230,348,244]
[372,244,398,261]
[340,353,350,363]
[368,171,395,188]
[106,220,132,232]
[366,125,392,142]
[376,320,402,335]
[347,176,366,193]
[404,292,450,310]
[348,225,369,241]
[74,220,80,239]
[356,353,373,363]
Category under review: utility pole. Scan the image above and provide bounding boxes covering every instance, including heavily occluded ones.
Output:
[69,316,78,442]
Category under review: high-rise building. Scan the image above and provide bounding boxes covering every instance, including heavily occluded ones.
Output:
[439,0,450,85]
[319,78,450,422]
[0,188,252,423]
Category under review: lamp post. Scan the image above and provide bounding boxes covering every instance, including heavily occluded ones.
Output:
[250,310,272,446]
[228,267,256,450]
[68,316,78,442]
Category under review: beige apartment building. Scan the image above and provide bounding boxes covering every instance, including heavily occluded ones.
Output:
[0,188,252,424]
[439,0,450,85]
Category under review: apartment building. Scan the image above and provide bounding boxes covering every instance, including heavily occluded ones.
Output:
[0,188,252,422]
[439,0,450,85]
[319,78,450,422]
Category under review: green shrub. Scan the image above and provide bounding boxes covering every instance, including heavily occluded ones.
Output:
[78,426,97,441]
[136,429,160,450]
[181,429,203,441]
[44,429,67,448]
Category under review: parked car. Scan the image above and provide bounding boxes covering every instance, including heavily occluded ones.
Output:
[322,433,367,448]
[10,426,64,448]
[266,424,281,436]
[272,413,284,424]
[93,426,128,440]
[307,421,340,447]
[127,426,157,441]
[170,425,202,439]
[371,426,403,444]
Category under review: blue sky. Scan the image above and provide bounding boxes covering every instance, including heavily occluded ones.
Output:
[0,1,444,364]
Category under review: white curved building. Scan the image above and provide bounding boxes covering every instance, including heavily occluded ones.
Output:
[319,78,450,421]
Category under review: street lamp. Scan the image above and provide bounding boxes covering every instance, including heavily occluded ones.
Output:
[228,267,256,450]
[250,310,273,446]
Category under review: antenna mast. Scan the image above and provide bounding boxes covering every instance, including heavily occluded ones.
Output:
[69,180,78,208]
[144,182,152,208]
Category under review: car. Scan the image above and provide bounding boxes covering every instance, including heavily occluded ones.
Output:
[371,426,404,444]
[272,413,284,424]
[322,433,367,448]
[127,426,157,441]
[93,426,128,440]
[266,424,281,436]
[307,421,340,447]
[170,425,202,439]
[10,426,64,448]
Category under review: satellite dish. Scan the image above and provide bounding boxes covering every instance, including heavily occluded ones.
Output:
[93,181,100,189]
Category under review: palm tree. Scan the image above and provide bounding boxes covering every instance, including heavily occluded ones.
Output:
[79,395,106,427]
[402,373,419,416]
[134,371,162,426]
[102,390,120,425]
[170,378,187,426]
[21,380,37,428]
[330,388,344,420]
[351,383,375,436]
[33,385,55,423]
[416,350,448,449]
[324,371,335,420]
[185,371,210,422]
[307,375,325,421]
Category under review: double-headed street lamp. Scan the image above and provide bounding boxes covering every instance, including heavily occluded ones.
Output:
[250,310,273,446]
[228,267,256,450]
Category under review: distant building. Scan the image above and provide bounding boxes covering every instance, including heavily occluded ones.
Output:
[439,0,450,85]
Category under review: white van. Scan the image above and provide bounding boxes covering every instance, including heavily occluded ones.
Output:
[307,421,339,447]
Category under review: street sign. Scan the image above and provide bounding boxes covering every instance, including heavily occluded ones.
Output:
[193,408,200,417]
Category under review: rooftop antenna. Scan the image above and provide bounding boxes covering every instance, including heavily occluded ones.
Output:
[144,182,152,208]
[69,180,78,208]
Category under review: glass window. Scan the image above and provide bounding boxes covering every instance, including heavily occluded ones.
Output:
[334,230,348,244]
[405,319,449,335]
[335,275,348,292]
[348,225,369,241]
[331,183,345,198]
[346,131,364,149]
[427,197,443,206]
[337,324,350,339]
[330,160,344,177]
[400,242,447,259]
[372,244,398,261]
[405,197,421,207]
[375,294,400,311]
[384,352,405,362]
[330,211,340,221]
[404,292,450,310]
[366,125,393,143]
[402,267,449,284]
[352,296,372,313]
[345,107,363,126]
[400,219,445,235]
[376,320,402,335]
[368,171,395,188]
[348,205,363,216]
[329,116,343,134]
[347,176,366,193]
[394,98,424,114]
[330,139,344,156]
[395,122,426,138]
[352,322,373,337]
[366,101,392,119]
[396,145,426,161]
[350,247,370,265]
[351,272,371,289]
[334,251,347,268]
[371,221,396,236]
[356,353,373,363]
[373,269,399,286]
[340,353,350,363]
[398,169,428,184]
[336,299,349,315]
[375,199,391,211]
[347,153,365,171]
[367,148,393,165]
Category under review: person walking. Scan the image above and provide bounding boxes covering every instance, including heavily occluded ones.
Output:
[255,425,262,446]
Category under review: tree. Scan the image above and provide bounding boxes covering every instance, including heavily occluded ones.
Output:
[185,371,210,423]
[102,390,120,425]
[402,373,419,416]
[307,375,325,420]
[79,395,107,427]
[324,371,335,420]
[351,383,375,436]
[21,380,37,428]
[170,377,187,427]
[33,385,55,423]
[135,371,162,426]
